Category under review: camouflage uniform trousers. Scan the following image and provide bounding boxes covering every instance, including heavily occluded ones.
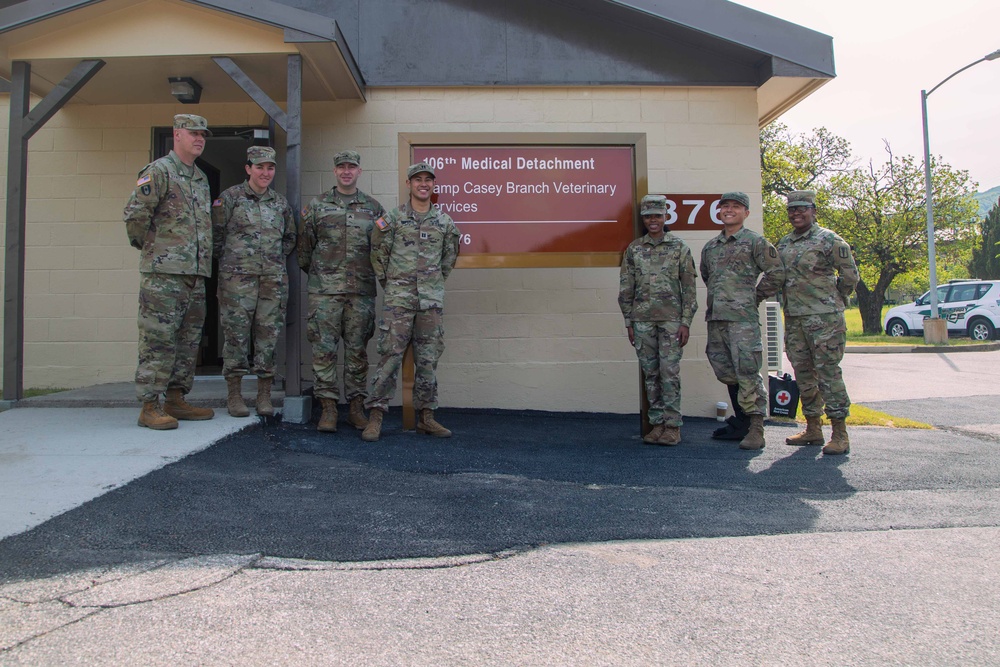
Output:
[306,292,375,402]
[706,320,767,415]
[365,306,444,412]
[632,320,684,427]
[135,273,206,402]
[784,312,851,419]
[218,273,288,379]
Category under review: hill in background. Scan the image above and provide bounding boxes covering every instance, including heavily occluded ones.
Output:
[976,186,1000,217]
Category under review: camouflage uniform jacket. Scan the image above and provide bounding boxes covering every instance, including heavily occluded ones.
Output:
[619,233,698,327]
[123,151,212,277]
[700,226,785,322]
[298,189,386,295]
[776,223,859,316]
[212,181,296,276]
[372,202,461,310]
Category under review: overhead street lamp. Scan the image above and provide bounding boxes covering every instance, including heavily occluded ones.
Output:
[920,48,1000,343]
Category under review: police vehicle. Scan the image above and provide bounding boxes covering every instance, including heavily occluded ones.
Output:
[883,279,1000,340]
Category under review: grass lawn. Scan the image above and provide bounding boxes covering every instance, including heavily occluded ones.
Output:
[23,387,70,398]
[843,307,980,346]
[772,405,933,429]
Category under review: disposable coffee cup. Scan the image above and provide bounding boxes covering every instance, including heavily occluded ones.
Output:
[716,402,727,421]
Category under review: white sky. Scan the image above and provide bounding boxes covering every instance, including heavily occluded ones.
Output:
[736,0,1000,192]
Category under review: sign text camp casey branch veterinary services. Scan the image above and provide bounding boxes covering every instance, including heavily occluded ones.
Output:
[411,145,728,266]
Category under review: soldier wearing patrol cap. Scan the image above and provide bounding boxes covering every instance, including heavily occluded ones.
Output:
[298,150,386,432]
[700,191,784,450]
[776,190,860,455]
[124,114,215,430]
[361,161,462,442]
[619,194,698,446]
[212,146,297,418]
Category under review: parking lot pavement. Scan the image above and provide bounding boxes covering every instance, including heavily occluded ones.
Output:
[3,349,1000,664]
[840,348,1000,403]
[3,406,1000,580]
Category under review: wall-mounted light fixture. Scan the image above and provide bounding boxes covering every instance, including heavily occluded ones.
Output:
[168,76,202,104]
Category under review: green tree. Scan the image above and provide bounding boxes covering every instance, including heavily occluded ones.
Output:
[827,143,979,333]
[759,122,853,242]
[969,198,1000,279]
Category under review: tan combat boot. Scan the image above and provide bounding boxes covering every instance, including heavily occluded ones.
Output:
[164,388,214,421]
[785,415,824,446]
[739,414,766,450]
[642,423,665,444]
[138,399,178,430]
[348,396,368,430]
[823,418,850,455]
[362,408,384,442]
[317,398,338,432]
[256,378,274,417]
[658,425,681,446]
[226,376,250,418]
[417,408,452,438]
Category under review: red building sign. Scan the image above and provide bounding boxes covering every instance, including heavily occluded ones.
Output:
[412,145,635,267]
[410,144,730,267]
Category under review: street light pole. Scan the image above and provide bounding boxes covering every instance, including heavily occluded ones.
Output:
[921,48,1000,329]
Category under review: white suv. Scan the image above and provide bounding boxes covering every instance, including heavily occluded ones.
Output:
[883,280,1000,341]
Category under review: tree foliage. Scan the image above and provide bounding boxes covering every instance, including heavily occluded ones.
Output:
[760,123,980,335]
[826,144,978,333]
[759,122,853,243]
[969,198,1000,279]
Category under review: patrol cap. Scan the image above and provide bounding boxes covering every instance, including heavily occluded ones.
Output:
[720,191,750,208]
[247,146,276,165]
[407,161,436,179]
[173,114,211,136]
[334,150,361,166]
[640,194,667,215]
[786,190,817,207]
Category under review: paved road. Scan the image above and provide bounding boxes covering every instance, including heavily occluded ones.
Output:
[1,350,999,665]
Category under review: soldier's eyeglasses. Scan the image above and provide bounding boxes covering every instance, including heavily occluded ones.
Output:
[786,206,814,214]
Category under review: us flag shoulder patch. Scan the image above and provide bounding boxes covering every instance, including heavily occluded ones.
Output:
[375,217,388,231]
[136,174,152,187]
[212,199,222,207]
[301,207,310,217]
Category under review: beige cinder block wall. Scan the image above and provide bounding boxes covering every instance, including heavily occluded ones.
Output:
[303,86,763,416]
[9,86,762,418]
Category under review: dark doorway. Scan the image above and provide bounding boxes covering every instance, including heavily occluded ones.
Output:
[153,125,272,374]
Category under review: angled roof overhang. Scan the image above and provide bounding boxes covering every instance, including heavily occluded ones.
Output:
[0,0,365,104]
[601,0,836,125]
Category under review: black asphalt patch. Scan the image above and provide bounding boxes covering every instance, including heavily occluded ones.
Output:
[2,408,998,582]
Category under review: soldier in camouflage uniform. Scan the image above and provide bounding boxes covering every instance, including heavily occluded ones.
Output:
[776,190,859,455]
[212,146,296,418]
[618,194,698,446]
[299,150,386,432]
[362,162,461,442]
[123,114,215,430]
[700,191,784,450]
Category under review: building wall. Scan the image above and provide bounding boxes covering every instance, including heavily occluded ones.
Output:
[2,86,764,417]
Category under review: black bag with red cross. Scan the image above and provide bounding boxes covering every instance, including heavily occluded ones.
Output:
[768,373,800,418]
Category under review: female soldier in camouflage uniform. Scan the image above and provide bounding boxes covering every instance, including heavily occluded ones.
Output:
[212,146,296,417]
[619,194,698,446]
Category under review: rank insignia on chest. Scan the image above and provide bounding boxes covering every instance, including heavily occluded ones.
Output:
[420,231,429,240]
[375,217,388,231]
